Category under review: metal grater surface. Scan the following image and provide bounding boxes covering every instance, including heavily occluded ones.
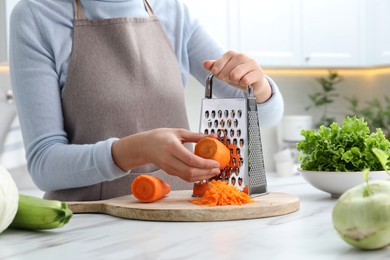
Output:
[198,74,267,196]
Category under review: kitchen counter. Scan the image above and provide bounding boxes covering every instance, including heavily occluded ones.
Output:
[1,173,389,260]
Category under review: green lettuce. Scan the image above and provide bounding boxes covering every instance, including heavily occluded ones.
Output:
[297,116,390,171]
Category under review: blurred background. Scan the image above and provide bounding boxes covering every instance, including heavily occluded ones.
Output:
[1,0,389,189]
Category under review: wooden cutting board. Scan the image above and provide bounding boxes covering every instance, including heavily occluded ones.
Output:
[67,190,299,222]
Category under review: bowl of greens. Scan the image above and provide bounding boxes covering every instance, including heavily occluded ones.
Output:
[297,116,390,197]
[298,170,388,197]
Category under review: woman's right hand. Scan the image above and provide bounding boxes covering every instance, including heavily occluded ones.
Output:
[112,128,221,182]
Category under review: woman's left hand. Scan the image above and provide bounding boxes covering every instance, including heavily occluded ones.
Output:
[203,50,272,103]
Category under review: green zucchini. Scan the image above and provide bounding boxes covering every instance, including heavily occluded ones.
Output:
[10,194,73,230]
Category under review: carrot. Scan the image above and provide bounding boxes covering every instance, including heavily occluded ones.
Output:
[190,180,254,206]
[242,185,249,195]
[192,182,209,197]
[131,175,170,203]
[195,137,231,170]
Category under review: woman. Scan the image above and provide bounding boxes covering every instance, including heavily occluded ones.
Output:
[9,0,284,200]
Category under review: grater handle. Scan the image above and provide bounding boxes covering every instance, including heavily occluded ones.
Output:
[205,73,214,99]
[205,73,254,98]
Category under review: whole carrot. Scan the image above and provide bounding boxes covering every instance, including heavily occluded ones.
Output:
[131,175,170,203]
[195,137,231,170]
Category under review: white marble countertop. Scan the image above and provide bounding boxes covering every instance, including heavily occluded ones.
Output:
[1,173,389,260]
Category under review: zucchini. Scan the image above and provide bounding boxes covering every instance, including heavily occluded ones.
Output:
[10,194,73,230]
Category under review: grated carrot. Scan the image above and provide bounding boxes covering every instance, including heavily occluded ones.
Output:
[190,180,254,206]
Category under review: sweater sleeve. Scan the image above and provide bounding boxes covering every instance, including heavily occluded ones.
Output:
[9,2,127,192]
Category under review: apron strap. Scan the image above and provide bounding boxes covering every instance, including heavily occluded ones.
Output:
[143,0,155,17]
[73,0,85,21]
[73,0,155,21]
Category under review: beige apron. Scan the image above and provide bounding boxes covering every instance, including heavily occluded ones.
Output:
[44,0,192,201]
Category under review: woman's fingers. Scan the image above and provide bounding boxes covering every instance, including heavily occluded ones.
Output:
[203,51,272,103]
[203,50,262,88]
[175,129,217,144]
[143,128,221,182]
[203,60,215,71]
[160,160,220,182]
[170,139,220,169]
[153,144,220,182]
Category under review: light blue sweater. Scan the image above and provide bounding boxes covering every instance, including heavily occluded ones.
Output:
[9,0,284,192]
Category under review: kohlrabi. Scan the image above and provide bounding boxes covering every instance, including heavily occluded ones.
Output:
[332,148,390,250]
[0,165,19,233]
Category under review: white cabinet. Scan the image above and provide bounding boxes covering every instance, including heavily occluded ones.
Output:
[238,0,365,67]
[184,0,389,68]
[368,0,390,66]
[0,0,20,62]
[181,0,230,48]
[238,0,301,67]
[300,0,364,67]
[2,0,389,67]
[0,2,7,62]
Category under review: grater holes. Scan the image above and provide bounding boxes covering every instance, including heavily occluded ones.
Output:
[237,129,241,137]
[231,176,236,185]
[217,129,222,138]
[231,110,236,118]
[218,110,222,118]
[200,93,268,194]
[224,110,229,118]
[202,107,246,189]
[238,177,243,186]
[227,119,232,128]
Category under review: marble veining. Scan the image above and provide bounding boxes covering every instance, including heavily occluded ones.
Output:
[1,173,389,260]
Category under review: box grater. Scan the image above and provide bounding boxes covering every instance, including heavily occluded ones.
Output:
[193,73,268,197]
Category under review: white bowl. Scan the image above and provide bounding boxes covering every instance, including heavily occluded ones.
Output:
[298,170,389,198]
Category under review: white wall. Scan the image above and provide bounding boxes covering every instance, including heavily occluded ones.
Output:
[0,0,20,62]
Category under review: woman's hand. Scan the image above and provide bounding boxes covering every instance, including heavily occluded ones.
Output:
[203,50,272,103]
[112,128,221,182]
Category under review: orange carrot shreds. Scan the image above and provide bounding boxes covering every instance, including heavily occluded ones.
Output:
[131,175,170,203]
[242,185,249,195]
[195,137,231,170]
[190,180,254,206]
